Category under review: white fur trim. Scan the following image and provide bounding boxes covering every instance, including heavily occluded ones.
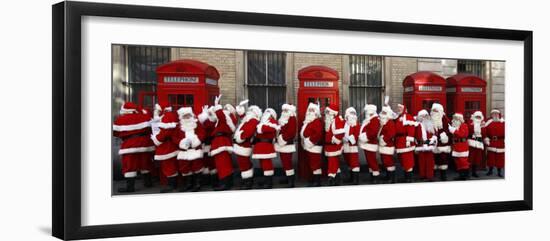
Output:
[241,168,254,179]
[234,130,245,144]
[359,143,378,152]
[257,122,279,134]
[386,166,396,171]
[233,144,253,156]
[118,146,155,155]
[202,167,210,175]
[468,139,485,150]
[415,144,435,152]
[252,152,277,159]
[158,122,177,129]
[194,167,204,174]
[210,169,218,175]
[124,171,137,178]
[396,146,415,153]
[351,167,360,172]
[275,143,296,153]
[313,169,322,175]
[438,165,448,170]
[406,136,416,143]
[347,135,356,145]
[487,147,505,153]
[402,118,418,127]
[304,145,323,154]
[452,150,469,157]
[440,132,449,144]
[285,169,295,176]
[372,171,380,176]
[333,127,345,135]
[113,121,150,132]
[151,134,163,146]
[210,146,233,156]
[303,137,314,149]
[181,171,192,177]
[154,150,179,161]
[328,172,337,178]
[177,148,203,160]
[343,143,359,153]
[224,112,236,132]
[202,145,211,153]
[277,134,287,146]
[331,136,342,145]
[436,145,451,153]
[379,146,395,155]
[325,148,343,157]
[236,105,245,117]
[264,170,274,176]
[188,133,201,148]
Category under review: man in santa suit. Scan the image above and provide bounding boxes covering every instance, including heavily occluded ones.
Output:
[173,107,206,192]
[484,109,505,177]
[378,98,397,183]
[415,110,437,181]
[358,104,381,183]
[274,104,298,188]
[300,102,324,187]
[394,104,416,183]
[233,105,262,189]
[197,106,218,187]
[324,103,346,186]
[113,102,155,192]
[150,103,180,193]
[224,103,239,128]
[431,103,451,181]
[209,95,237,191]
[252,108,280,189]
[467,111,486,178]
[342,107,361,185]
[448,112,470,180]
[235,99,249,120]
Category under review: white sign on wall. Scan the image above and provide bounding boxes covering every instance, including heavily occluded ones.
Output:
[304,81,333,87]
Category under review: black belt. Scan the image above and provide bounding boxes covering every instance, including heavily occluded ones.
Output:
[491,136,504,141]
[453,138,467,143]
[255,138,273,143]
[214,132,230,137]
[124,133,147,139]
[286,140,295,145]
[470,137,483,142]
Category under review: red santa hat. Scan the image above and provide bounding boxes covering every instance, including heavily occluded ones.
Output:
[345,107,357,118]
[431,103,445,115]
[177,107,195,118]
[417,109,429,120]
[281,104,297,116]
[325,103,339,116]
[264,108,277,120]
[490,109,501,117]
[364,104,377,115]
[453,112,465,123]
[470,111,484,120]
[120,102,139,114]
[307,102,321,117]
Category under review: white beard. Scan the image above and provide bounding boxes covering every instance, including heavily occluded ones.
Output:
[279,112,291,126]
[346,115,357,127]
[304,112,317,125]
[260,113,271,124]
[473,119,482,136]
[421,119,435,134]
[180,118,197,132]
[379,115,389,126]
[325,114,335,131]
[452,119,462,128]
[431,112,443,129]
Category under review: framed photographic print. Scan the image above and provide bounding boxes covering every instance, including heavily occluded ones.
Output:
[52,1,533,240]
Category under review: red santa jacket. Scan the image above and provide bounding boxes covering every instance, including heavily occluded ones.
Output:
[275,116,297,153]
[201,119,215,155]
[378,119,396,155]
[415,122,436,152]
[300,118,323,154]
[450,123,469,157]
[233,116,259,157]
[468,121,486,150]
[151,112,179,160]
[343,120,360,153]
[484,118,505,153]
[173,120,206,161]
[433,117,451,154]
[359,115,380,152]
[252,117,278,159]
[324,115,345,157]
[395,113,416,154]
[113,112,155,155]
[210,105,236,156]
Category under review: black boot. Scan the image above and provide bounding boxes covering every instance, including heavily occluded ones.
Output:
[440,170,447,181]
[352,172,360,185]
[471,165,479,178]
[240,178,254,190]
[213,176,232,191]
[287,175,295,188]
[335,174,341,186]
[210,174,219,189]
[370,173,379,184]
[404,171,413,183]
[200,174,210,186]
[142,173,153,188]
[388,171,396,183]
[454,170,466,181]
[486,167,494,176]
[264,176,273,189]
[191,175,202,192]
[497,168,503,177]
[308,174,322,187]
[279,176,289,185]
[118,177,136,193]
[328,176,336,186]
[178,175,193,192]
[344,172,354,184]
[160,177,177,193]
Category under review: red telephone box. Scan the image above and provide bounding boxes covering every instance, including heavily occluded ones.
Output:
[446,74,487,120]
[154,59,220,113]
[402,71,447,116]
[296,65,340,179]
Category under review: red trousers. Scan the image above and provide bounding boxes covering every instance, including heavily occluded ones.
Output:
[487,152,505,169]
[454,157,470,171]
[381,154,395,171]
[417,152,434,179]
[160,157,178,177]
[363,150,380,174]
[398,151,415,172]
[213,151,233,179]
[178,158,204,176]
[307,152,322,174]
[203,153,216,175]
[279,152,295,176]
[259,159,274,176]
[344,153,360,172]
[236,155,253,172]
[327,156,340,177]
[121,152,153,178]
[468,147,483,166]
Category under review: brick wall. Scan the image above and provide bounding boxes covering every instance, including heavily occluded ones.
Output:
[490,61,506,116]
[385,57,417,110]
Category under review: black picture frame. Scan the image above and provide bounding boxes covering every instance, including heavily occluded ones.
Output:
[52,1,533,240]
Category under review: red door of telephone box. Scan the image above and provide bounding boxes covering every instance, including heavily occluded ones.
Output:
[296,66,340,180]
[155,59,220,114]
[402,71,447,116]
[446,74,487,120]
